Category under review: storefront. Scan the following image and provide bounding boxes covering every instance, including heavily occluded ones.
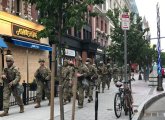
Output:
[0,11,51,83]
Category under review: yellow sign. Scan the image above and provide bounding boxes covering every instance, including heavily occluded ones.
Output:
[12,24,38,41]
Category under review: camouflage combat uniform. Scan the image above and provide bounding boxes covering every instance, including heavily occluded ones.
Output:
[61,60,71,104]
[100,63,107,93]
[76,59,89,108]
[85,58,97,102]
[0,55,24,117]
[112,64,119,83]
[106,64,112,90]
[34,58,51,108]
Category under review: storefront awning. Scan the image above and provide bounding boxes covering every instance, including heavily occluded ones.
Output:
[0,37,8,48]
[12,39,52,51]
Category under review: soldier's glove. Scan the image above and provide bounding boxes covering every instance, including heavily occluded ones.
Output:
[9,82,13,88]
[1,75,7,80]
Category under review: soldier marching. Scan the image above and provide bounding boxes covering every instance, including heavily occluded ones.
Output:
[0,53,130,116]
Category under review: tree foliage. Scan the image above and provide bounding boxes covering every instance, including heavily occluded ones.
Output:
[106,8,156,67]
[24,0,105,44]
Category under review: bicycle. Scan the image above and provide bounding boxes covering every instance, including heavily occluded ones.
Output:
[114,80,133,120]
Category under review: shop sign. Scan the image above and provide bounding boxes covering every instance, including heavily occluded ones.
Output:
[65,49,75,57]
[12,24,38,41]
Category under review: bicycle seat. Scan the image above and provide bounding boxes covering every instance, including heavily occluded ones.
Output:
[115,81,122,87]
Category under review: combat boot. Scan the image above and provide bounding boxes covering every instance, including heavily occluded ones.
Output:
[0,109,9,117]
[19,105,24,113]
[34,102,41,108]
[48,100,50,106]
[78,104,83,108]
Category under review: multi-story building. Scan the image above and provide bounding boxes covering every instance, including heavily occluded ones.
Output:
[0,0,51,83]
[92,0,130,63]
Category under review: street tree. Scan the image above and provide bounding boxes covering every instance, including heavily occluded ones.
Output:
[106,8,154,68]
[23,0,105,120]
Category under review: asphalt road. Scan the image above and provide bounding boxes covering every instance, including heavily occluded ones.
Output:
[142,96,165,120]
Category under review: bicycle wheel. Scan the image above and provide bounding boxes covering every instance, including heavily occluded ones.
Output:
[114,93,122,118]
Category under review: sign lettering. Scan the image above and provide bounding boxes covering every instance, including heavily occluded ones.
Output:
[12,24,38,40]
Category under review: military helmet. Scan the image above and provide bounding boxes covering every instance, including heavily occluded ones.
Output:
[6,55,14,62]
[38,58,45,63]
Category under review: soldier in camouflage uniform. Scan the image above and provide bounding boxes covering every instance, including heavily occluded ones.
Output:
[85,58,97,102]
[68,61,75,98]
[0,55,24,117]
[106,63,112,90]
[34,58,51,108]
[99,61,107,93]
[119,66,124,81]
[95,62,102,93]
[76,56,89,108]
[62,60,71,105]
[112,64,119,83]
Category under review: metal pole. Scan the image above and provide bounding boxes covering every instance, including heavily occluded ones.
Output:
[95,91,98,120]
[156,3,164,91]
[124,30,127,83]
[50,44,56,120]
[71,68,78,120]
[26,49,29,104]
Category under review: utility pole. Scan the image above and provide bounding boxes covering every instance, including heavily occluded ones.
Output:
[121,13,130,83]
[156,3,164,91]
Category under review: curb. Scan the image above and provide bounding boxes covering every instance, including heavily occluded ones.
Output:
[132,92,165,120]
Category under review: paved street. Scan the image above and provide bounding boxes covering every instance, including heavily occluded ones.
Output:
[142,96,165,120]
[0,74,165,120]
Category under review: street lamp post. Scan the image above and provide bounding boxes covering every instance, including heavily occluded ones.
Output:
[156,3,164,91]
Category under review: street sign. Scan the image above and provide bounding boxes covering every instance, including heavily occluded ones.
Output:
[121,13,130,30]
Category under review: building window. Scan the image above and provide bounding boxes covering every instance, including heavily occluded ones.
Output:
[101,39,103,46]
[105,23,107,33]
[96,17,99,28]
[103,2,106,10]
[109,0,112,8]
[101,20,103,31]
[68,28,71,35]
[98,4,102,9]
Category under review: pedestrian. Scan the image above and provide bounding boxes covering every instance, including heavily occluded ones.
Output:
[0,55,24,117]
[34,58,51,108]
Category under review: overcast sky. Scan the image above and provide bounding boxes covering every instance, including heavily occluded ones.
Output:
[135,0,165,51]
